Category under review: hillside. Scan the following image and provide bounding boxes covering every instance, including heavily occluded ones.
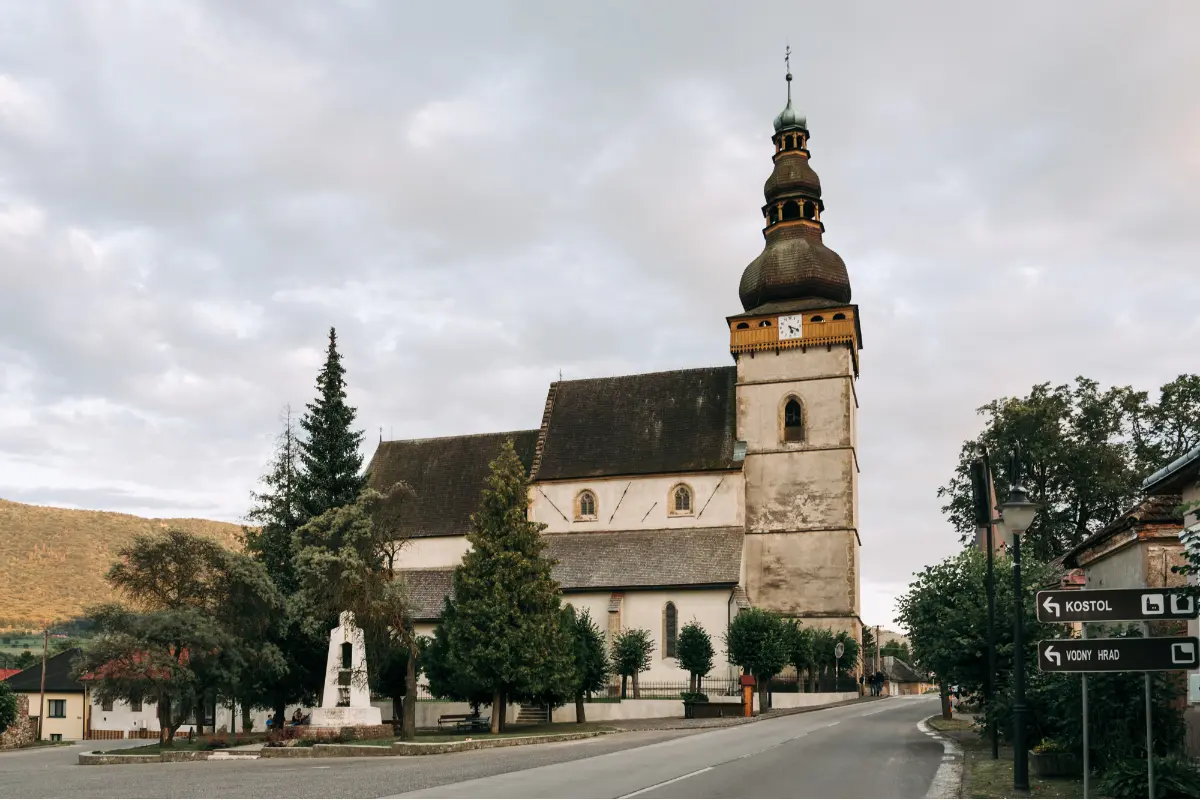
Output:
[0,498,245,631]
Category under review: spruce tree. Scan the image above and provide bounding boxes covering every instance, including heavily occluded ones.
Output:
[440,439,572,733]
[297,327,366,520]
[244,406,304,593]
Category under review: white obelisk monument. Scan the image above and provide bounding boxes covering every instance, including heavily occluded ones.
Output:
[309,611,383,728]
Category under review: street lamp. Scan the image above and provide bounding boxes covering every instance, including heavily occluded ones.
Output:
[996,443,1039,792]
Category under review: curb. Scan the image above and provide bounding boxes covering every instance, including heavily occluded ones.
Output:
[609,693,884,732]
[917,716,965,799]
[79,749,261,765]
[257,730,611,759]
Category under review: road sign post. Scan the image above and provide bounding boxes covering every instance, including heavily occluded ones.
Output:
[1037,588,1197,624]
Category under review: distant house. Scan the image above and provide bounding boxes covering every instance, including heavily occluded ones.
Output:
[2,649,86,741]
[1141,444,1200,757]
[880,656,934,696]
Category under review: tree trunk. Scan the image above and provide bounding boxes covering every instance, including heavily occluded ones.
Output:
[939,682,952,720]
[194,700,204,736]
[241,701,252,733]
[402,645,418,741]
[689,673,696,693]
[499,690,507,733]
[757,676,767,713]
[157,694,168,745]
[575,694,585,724]
[632,670,640,699]
[620,674,627,699]
[273,701,285,732]
[490,689,501,735]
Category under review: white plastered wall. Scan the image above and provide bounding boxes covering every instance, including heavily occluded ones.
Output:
[531,473,744,533]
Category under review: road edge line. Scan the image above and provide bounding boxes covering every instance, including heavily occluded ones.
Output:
[917,716,964,799]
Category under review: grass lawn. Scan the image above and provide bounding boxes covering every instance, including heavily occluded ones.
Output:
[100,741,211,754]
[932,715,1084,799]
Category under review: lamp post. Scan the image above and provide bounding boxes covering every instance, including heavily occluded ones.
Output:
[996,443,1039,793]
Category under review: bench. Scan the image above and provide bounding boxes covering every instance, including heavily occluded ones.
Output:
[437,713,490,732]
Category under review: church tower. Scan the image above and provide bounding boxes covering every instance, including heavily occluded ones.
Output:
[730,61,862,639]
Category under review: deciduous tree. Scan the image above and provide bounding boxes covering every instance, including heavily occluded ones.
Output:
[677,621,715,694]
[564,607,610,722]
[725,608,788,709]
[611,628,654,700]
[0,680,17,733]
[939,375,1200,561]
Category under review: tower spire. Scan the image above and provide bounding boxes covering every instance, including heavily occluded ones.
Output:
[785,44,792,103]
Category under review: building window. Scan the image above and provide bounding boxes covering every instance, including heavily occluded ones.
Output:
[101,698,113,712]
[784,397,804,442]
[758,319,772,327]
[810,315,824,323]
[781,200,800,221]
[832,313,846,320]
[50,733,62,742]
[736,322,749,330]
[803,200,816,219]
[664,602,678,658]
[670,484,693,516]
[576,490,597,520]
[131,696,142,713]
[48,699,66,718]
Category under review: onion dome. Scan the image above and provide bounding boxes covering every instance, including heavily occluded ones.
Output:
[737,69,851,311]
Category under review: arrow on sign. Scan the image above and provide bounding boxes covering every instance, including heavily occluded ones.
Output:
[1042,596,1061,618]
[1044,644,1061,667]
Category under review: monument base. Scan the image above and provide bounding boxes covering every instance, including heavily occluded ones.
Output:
[309,706,382,728]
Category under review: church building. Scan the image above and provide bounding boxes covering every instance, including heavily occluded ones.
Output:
[368,71,863,683]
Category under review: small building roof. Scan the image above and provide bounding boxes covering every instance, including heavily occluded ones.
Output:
[3,648,84,694]
[532,367,740,481]
[398,527,744,622]
[1061,494,1183,569]
[366,430,540,538]
[1143,444,1200,494]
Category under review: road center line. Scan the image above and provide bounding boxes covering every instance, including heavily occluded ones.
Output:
[618,767,714,798]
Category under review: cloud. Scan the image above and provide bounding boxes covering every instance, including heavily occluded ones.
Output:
[1,0,1198,629]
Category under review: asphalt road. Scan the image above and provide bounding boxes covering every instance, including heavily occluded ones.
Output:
[0,696,944,799]
[395,696,944,798]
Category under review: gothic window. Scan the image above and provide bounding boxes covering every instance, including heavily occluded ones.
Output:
[736,322,749,330]
[833,313,846,320]
[670,484,693,516]
[664,602,678,658]
[803,200,816,219]
[784,397,804,442]
[781,200,800,221]
[341,642,352,670]
[576,490,597,520]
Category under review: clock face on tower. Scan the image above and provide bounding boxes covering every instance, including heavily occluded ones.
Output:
[778,314,804,340]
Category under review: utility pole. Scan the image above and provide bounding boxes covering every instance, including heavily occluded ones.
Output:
[37,627,48,741]
[875,625,880,674]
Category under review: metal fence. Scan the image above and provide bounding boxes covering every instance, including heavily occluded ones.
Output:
[596,677,742,700]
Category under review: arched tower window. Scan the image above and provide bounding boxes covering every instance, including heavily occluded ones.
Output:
[783,397,804,442]
[736,322,750,330]
[670,484,693,516]
[832,313,846,320]
[781,200,800,221]
[803,200,816,219]
[758,319,772,327]
[576,490,597,520]
[810,315,824,323]
[664,602,678,658]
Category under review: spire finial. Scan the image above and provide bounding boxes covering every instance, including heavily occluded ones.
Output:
[784,45,793,102]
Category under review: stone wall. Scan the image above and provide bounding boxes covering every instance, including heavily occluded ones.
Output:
[0,695,35,750]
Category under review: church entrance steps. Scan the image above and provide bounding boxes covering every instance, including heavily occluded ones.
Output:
[514,704,549,725]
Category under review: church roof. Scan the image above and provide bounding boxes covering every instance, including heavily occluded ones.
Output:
[398,527,744,621]
[532,367,740,481]
[366,430,540,538]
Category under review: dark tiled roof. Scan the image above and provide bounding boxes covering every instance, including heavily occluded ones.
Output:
[1062,494,1183,568]
[549,528,743,590]
[739,225,851,310]
[533,368,739,481]
[366,430,540,538]
[4,648,84,694]
[399,528,744,620]
[400,569,455,621]
[764,153,821,199]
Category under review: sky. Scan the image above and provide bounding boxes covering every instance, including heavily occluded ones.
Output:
[2,1,1199,630]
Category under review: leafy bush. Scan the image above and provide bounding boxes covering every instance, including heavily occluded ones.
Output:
[1096,756,1200,799]
[1031,737,1067,754]
[203,736,229,751]
[679,692,709,703]
[0,681,17,734]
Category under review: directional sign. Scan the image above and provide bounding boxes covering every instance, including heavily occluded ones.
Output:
[1036,588,1198,623]
[1038,636,1200,673]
